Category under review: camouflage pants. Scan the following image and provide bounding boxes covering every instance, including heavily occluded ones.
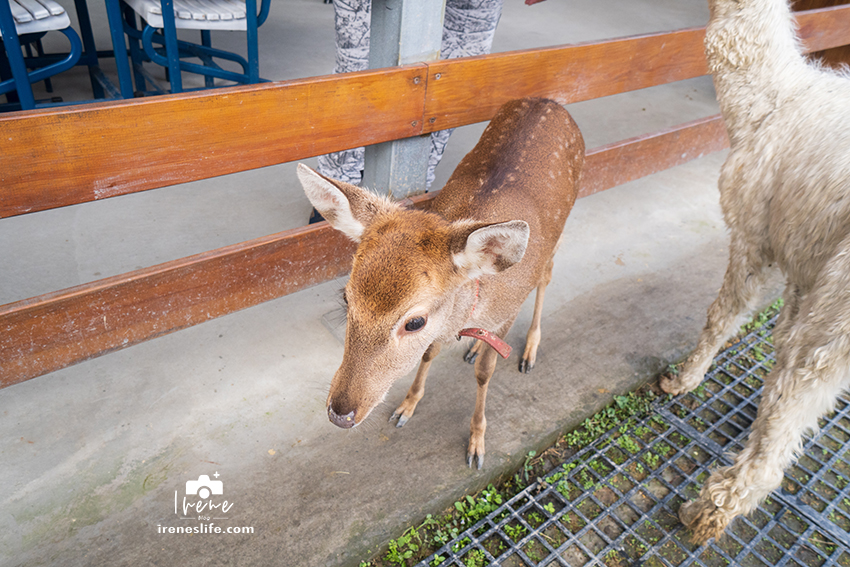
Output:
[316,0,504,189]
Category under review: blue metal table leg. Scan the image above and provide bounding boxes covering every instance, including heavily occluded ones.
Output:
[73,0,104,98]
[123,4,149,94]
[246,0,258,83]
[105,0,134,98]
[0,0,36,108]
[201,29,213,88]
[160,0,182,93]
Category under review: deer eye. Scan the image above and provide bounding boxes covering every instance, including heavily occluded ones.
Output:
[404,316,427,332]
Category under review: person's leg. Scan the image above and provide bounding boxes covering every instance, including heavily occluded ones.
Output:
[426,0,504,189]
[316,0,372,186]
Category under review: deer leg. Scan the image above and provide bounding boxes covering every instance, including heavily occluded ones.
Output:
[464,339,483,364]
[467,313,519,469]
[390,342,442,427]
[661,235,768,395]
[468,343,499,469]
[520,255,555,373]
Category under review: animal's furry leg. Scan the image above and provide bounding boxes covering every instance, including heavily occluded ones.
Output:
[520,255,555,373]
[681,362,843,542]
[391,342,442,427]
[681,268,850,542]
[662,237,768,394]
[771,283,799,350]
[468,345,498,469]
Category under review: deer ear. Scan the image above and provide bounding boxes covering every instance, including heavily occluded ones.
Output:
[452,220,530,280]
[296,163,392,242]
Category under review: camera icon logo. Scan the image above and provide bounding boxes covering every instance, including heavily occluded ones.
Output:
[185,474,224,500]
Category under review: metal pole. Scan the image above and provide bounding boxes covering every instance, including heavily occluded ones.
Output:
[361,0,446,199]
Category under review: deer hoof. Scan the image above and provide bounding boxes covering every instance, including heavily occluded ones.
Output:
[389,411,410,428]
[467,452,484,470]
[519,358,535,373]
[464,340,482,364]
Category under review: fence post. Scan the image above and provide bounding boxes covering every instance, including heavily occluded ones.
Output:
[361,0,446,198]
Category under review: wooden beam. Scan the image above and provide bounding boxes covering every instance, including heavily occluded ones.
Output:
[2,6,848,219]
[581,114,729,198]
[794,1,850,67]
[0,67,427,218]
[795,4,850,54]
[0,223,356,387]
[421,28,709,133]
[0,114,729,388]
[420,6,850,133]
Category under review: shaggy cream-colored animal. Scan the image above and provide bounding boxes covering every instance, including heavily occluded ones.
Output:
[659,0,850,544]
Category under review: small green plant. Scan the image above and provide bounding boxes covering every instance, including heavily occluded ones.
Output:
[463,549,486,567]
[564,390,657,448]
[522,450,537,481]
[651,414,668,428]
[503,522,527,542]
[577,468,596,490]
[385,526,421,565]
[808,533,836,555]
[644,452,660,469]
[543,502,556,515]
[430,554,446,566]
[616,434,640,454]
[452,536,472,553]
[525,540,544,562]
[589,459,608,474]
[453,485,503,526]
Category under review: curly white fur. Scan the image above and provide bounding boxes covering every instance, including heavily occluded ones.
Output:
[661,0,850,543]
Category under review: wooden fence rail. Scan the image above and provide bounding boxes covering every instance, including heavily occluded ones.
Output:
[1,6,849,387]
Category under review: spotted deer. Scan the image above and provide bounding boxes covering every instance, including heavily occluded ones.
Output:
[297,98,585,468]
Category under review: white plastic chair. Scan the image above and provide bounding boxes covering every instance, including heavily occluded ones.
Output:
[118,0,270,94]
[0,0,83,109]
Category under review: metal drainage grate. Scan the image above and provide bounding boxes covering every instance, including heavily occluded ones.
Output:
[419,315,850,567]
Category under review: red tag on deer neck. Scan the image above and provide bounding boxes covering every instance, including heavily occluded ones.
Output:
[457,328,512,359]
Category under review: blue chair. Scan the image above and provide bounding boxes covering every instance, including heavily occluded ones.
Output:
[118,0,270,95]
[0,0,83,110]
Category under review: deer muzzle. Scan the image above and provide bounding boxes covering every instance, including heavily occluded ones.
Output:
[327,405,357,429]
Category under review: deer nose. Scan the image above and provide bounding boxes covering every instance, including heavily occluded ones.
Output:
[328,405,357,429]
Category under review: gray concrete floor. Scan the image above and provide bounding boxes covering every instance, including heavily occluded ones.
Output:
[0,1,782,566]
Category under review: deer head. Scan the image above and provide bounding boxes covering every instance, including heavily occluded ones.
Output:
[297,164,529,428]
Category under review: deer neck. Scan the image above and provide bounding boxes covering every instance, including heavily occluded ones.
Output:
[455,278,513,359]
